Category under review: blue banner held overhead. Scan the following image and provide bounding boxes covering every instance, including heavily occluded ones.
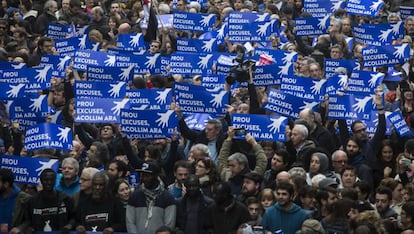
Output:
[253,64,281,87]
[24,123,73,152]
[295,17,330,36]
[280,75,326,101]
[73,50,116,71]
[400,6,414,21]
[387,111,411,137]
[231,114,287,142]
[120,109,177,139]
[346,70,384,94]
[0,61,26,75]
[169,52,216,75]
[141,14,174,29]
[324,59,358,78]
[117,33,145,51]
[201,75,226,90]
[75,98,130,123]
[184,113,213,131]
[74,80,127,99]
[54,37,78,57]
[227,20,278,42]
[227,12,271,24]
[325,73,348,95]
[263,89,319,119]
[87,64,135,82]
[0,82,25,99]
[0,155,59,185]
[9,95,49,121]
[303,0,345,18]
[127,88,172,110]
[328,94,376,120]
[362,44,410,67]
[354,23,404,46]
[253,48,298,65]
[46,23,70,39]
[173,11,216,32]
[174,82,228,116]
[40,54,71,79]
[176,38,218,53]
[345,0,384,17]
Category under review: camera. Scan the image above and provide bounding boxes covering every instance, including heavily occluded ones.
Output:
[225,45,256,85]
[234,128,247,136]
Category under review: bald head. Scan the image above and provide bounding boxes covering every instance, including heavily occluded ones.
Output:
[118,23,131,34]
[276,171,290,184]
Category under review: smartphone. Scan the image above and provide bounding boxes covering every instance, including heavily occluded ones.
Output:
[234,128,247,137]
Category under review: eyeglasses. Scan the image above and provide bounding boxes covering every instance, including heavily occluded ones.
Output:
[79,177,90,182]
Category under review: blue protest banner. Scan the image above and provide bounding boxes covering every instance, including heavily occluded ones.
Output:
[280,75,326,101]
[324,59,359,78]
[87,64,135,82]
[127,88,172,110]
[25,66,52,95]
[201,75,226,90]
[198,23,227,45]
[263,89,319,119]
[24,123,73,152]
[215,54,238,76]
[75,98,130,123]
[114,52,164,75]
[0,155,59,185]
[345,111,392,135]
[362,44,410,67]
[73,50,116,71]
[0,61,25,75]
[184,113,213,131]
[117,33,145,51]
[254,48,298,65]
[176,38,218,53]
[328,94,375,120]
[387,111,410,137]
[9,95,49,121]
[354,23,404,46]
[169,52,216,75]
[173,11,216,32]
[1,68,30,85]
[231,114,287,142]
[325,73,348,95]
[120,109,177,139]
[345,0,384,17]
[74,80,127,99]
[384,69,402,82]
[227,20,278,42]
[54,37,78,57]
[226,11,271,24]
[294,17,330,36]
[40,54,71,79]
[174,82,228,116]
[303,0,345,18]
[46,23,70,39]
[141,14,174,29]
[0,82,25,99]
[346,70,384,94]
[400,6,414,21]
[253,64,281,87]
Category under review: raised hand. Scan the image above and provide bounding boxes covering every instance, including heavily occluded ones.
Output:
[199,14,215,27]
[111,99,129,115]
[35,66,51,83]
[197,54,213,69]
[352,96,373,113]
[310,79,327,95]
[29,95,46,112]
[105,55,116,66]
[119,65,134,81]
[129,33,142,47]
[267,116,286,133]
[202,38,216,52]
[256,22,272,37]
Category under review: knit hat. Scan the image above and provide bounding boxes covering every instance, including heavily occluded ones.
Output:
[302,219,325,234]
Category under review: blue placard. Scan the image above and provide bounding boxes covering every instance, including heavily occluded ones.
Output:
[169,52,216,75]
[87,64,135,82]
[354,22,404,46]
[325,73,348,95]
[263,89,319,119]
[280,75,326,101]
[54,37,79,57]
[303,0,345,18]
[231,114,287,142]
[174,82,228,116]
[46,23,71,39]
[400,6,414,21]
[141,14,174,29]
[176,38,218,53]
[0,83,25,99]
[0,61,26,75]
[75,98,130,123]
[9,95,49,120]
[201,75,226,90]
[127,88,172,110]
[387,111,410,137]
[362,44,410,67]
[0,155,59,185]
[120,109,177,139]
[40,54,72,79]
[345,0,384,17]
[73,50,116,71]
[324,59,359,78]
[24,123,73,151]
[226,12,271,24]
[74,80,127,99]
[253,64,281,86]
[227,20,278,42]
[254,48,298,65]
[184,113,213,131]
[116,33,145,52]
[346,70,384,94]
[328,94,376,120]
[173,11,216,32]
[294,17,330,36]
[198,23,227,45]
[113,53,164,75]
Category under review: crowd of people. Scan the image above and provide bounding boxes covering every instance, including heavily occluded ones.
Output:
[2,0,414,233]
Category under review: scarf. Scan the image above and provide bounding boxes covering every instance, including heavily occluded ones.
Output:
[142,182,164,229]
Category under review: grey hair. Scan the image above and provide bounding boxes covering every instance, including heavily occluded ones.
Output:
[81,167,100,179]
[190,143,211,157]
[228,152,248,167]
[92,171,109,185]
[92,6,104,16]
[294,124,309,139]
[44,0,57,12]
[288,167,307,178]
[62,157,79,173]
[331,150,347,161]
[207,119,222,131]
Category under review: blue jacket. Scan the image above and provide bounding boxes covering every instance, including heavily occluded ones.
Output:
[262,202,311,234]
[55,173,80,197]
